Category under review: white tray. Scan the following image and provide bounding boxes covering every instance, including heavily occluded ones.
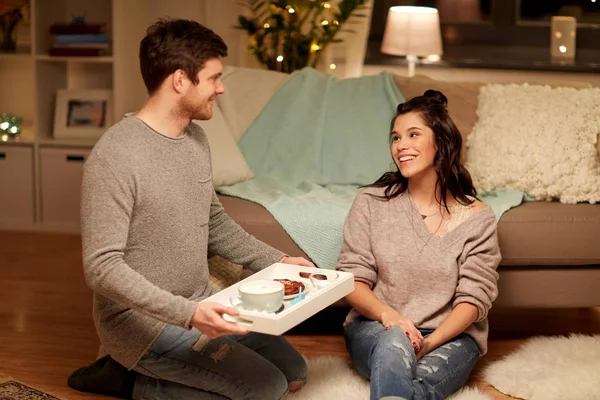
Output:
[201,263,354,335]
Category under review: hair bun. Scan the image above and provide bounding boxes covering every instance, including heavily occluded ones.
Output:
[423,89,448,108]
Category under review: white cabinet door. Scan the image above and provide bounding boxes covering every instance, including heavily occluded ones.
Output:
[40,147,91,231]
[0,146,35,228]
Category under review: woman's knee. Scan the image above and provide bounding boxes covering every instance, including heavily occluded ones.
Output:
[413,336,480,399]
[375,327,415,358]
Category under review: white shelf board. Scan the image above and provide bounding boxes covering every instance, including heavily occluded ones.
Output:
[0,53,34,61]
[0,47,33,60]
[38,137,98,148]
[35,54,114,63]
[0,124,35,146]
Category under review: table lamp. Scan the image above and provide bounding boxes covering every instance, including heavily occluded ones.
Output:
[381,6,443,77]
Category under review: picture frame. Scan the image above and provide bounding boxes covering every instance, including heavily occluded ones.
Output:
[53,89,113,140]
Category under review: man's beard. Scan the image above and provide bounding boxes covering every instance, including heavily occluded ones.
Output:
[181,94,213,121]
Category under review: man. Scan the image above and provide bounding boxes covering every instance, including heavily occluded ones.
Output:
[79,18,311,400]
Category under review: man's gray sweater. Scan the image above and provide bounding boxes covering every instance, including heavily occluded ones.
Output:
[81,117,283,369]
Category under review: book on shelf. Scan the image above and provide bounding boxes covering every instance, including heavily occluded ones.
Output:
[49,23,106,35]
[51,43,110,49]
[48,47,111,57]
[48,23,111,57]
[52,34,110,44]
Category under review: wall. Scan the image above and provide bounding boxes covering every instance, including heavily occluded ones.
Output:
[113,0,257,118]
[112,0,600,120]
[113,0,374,119]
[363,65,600,87]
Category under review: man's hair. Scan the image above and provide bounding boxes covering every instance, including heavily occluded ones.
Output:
[139,19,228,94]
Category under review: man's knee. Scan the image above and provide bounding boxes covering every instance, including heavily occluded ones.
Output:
[257,334,308,383]
[287,353,308,383]
[255,370,289,400]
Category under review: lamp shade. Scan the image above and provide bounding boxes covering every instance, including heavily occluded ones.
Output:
[381,6,443,57]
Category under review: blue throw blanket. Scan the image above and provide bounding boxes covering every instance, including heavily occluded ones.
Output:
[217,68,523,269]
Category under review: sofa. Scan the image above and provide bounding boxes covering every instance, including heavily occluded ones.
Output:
[207,68,600,309]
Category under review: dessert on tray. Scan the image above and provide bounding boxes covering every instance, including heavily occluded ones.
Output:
[201,263,354,335]
[273,278,305,296]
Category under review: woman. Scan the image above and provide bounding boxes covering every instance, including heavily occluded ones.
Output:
[337,90,501,400]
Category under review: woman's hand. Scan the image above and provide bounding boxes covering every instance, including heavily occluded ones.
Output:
[381,309,424,351]
[416,339,433,360]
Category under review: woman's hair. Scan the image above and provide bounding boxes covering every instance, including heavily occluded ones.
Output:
[366,89,476,210]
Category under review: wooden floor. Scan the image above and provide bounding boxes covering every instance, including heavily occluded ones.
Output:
[1,231,599,400]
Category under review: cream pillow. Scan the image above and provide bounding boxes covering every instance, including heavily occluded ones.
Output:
[192,101,254,187]
[218,66,291,142]
[466,83,600,204]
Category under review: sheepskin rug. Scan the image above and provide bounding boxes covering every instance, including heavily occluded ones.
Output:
[287,356,492,400]
[484,334,600,400]
[466,84,600,204]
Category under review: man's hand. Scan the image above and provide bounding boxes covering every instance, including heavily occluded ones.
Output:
[190,302,248,338]
[280,256,316,268]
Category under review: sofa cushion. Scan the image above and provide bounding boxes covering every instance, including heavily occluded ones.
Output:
[192,102,254,187]
[497,201,600,266]
[219,194,600,267]
[465,84,600,204]
[218,66,291,143]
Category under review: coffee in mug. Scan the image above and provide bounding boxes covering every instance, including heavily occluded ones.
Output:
[232,280,284,313]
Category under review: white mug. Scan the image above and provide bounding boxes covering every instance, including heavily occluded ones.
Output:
[231,280,284,313]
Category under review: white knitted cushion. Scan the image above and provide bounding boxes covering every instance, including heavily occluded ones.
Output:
[466,84,600,204]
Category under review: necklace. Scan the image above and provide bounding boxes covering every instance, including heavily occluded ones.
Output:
[419,210,438,220]
[405,195,444,254]
[410,195,441,220]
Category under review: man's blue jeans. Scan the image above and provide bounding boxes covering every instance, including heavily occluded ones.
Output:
[132,325,307,400]
[344,317,480,400]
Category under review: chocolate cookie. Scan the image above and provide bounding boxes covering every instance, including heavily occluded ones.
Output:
[274,279,305,296]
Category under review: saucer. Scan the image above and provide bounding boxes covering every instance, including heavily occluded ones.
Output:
[230,297,285,314]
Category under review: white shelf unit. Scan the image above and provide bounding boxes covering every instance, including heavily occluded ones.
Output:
[0,0,233,233]
[0,0,123,233]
